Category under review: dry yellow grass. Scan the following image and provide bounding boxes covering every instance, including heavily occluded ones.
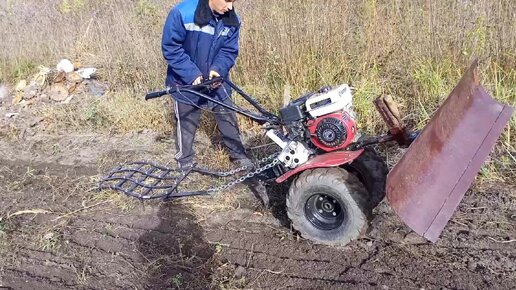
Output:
[1,0,515,147]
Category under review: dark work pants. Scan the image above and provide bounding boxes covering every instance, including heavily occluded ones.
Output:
[174,98,248,166]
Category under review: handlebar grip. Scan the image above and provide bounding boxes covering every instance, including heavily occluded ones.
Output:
[145,90,168,100]
[184,77,224,90]
[145,77,224,100]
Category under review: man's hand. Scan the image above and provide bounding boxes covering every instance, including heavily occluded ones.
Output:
[192,75,203,85]
[209,70,220,80]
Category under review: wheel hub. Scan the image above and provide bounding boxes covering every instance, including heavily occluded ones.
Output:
[305,193,345,231]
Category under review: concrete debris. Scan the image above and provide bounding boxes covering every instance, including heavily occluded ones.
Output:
[7,59,105,107]
[23,82,39,100]
[48,84,69,102]
[52,71,67,83]
[56,59,74,73]
[85,80,108,97]
[77,68,97,79]
[66,72,83,83]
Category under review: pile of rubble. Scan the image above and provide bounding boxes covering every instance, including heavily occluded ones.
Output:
[8,59,108,107]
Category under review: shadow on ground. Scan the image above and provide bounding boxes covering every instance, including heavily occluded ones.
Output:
[138,203,216,289]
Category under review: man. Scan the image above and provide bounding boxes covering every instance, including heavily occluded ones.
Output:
[162,0,252,169]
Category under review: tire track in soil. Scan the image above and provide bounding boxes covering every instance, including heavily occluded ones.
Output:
[0,160,217,290]
[12,247,128,288]
[1,134,516,290]
[202,202,516,290]
[2,207,216,289]
[2,269,84,290]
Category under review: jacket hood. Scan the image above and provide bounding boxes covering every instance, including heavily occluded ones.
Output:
[194,0,240,27]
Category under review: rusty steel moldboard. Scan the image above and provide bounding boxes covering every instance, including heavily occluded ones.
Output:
[386,60,514,242]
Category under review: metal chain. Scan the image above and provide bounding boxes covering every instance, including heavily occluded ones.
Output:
[206,158,280,195]
[193,152,280,177]
[257,152,280,164]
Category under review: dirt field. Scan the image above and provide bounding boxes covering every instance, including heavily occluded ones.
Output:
[0,105,515,290]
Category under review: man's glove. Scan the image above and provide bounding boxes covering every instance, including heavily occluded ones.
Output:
[209,70,220,80]
[192,75,203,85]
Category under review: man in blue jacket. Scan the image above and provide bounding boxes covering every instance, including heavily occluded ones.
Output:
[162,0,252,169]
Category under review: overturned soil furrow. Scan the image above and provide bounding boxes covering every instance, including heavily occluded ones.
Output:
[240,267,381,289]
[14,249,131,281]
[205,226,371,264]
[202,204,516,289]
[2,268,81,289]
[1,129,515,289]
[69,215,202,244]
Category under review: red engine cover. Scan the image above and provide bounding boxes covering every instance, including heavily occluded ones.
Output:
[307,112,357,152]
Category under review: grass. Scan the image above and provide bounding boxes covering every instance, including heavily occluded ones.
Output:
[0,217,6,237]
[0,2,513,283]
[0,123,22,142]
[0,217,7,257]
[37,91,173,134]
[0,0,515,178]
[39,231,61,252]
[172,273,183,288]
[90,189,139,212]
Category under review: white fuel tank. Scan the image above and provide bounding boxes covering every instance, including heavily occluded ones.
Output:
[305,84,353,118]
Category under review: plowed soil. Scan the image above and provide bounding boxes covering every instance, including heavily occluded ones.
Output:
[0,109,515,290]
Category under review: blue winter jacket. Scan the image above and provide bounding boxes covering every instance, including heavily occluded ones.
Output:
[162,0,240,105]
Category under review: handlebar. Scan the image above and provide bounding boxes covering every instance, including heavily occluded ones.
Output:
[145,89,169,100]
[145,77,224,100]
[144,77,280,125]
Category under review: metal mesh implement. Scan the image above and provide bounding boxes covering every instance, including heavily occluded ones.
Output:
[98,154,279,200]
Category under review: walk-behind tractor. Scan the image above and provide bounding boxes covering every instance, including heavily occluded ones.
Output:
[99,61,513,246]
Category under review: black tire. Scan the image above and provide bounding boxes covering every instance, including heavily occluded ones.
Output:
[346,148,388,209]
[286,167,370,246]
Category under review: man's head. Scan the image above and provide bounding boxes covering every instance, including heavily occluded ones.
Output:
[208,0,236,15]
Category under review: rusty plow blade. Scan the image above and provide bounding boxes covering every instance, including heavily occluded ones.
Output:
[386,60,514,242]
